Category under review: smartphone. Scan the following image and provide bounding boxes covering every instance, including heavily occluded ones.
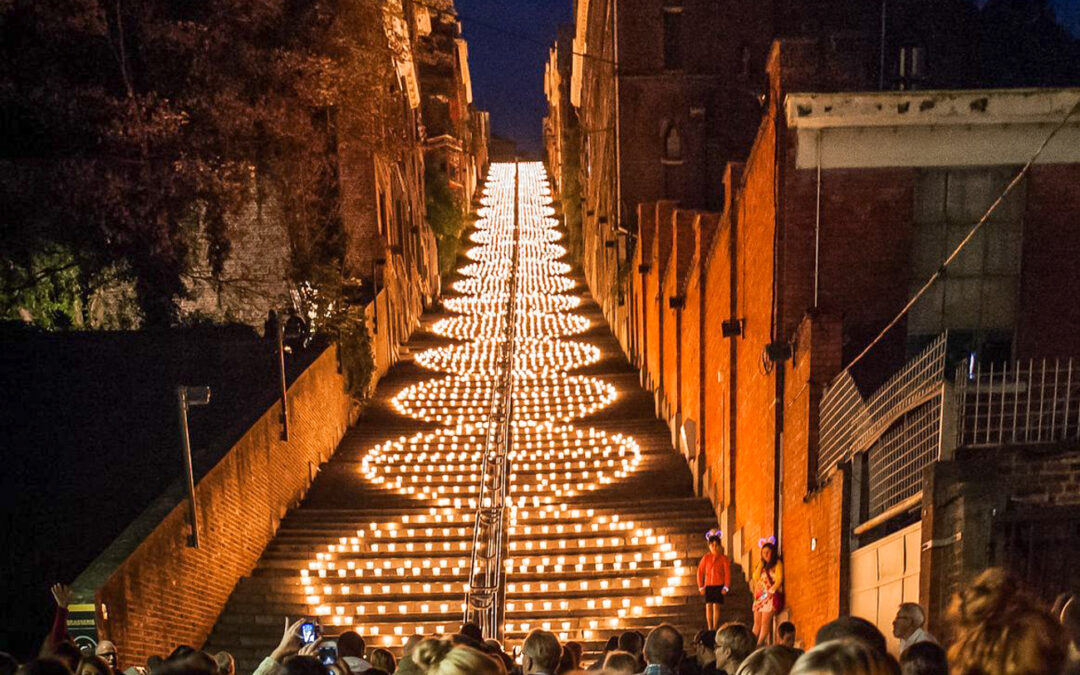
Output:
[300,621,320,645]
[317,641,338,666]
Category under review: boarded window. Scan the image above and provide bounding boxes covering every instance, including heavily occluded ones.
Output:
[663,124,682,161]
[908,168,1023,345]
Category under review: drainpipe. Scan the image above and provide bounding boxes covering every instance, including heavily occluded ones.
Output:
[814,130,822,308]
[771,84,786,549]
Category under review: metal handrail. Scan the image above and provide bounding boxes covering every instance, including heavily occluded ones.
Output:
[464,161,519,640]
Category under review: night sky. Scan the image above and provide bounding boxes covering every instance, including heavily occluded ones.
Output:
[456,0,1080,156]
[457,0,571,155]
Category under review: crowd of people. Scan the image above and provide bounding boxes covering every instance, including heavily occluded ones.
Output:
[7,568,1079,675]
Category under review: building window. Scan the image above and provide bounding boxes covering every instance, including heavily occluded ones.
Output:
[663,9,683,70]
[663,124,682,162]
[897,45,927,90]
[908,168,1023,355]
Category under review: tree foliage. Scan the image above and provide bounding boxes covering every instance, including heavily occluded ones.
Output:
[1,0,401,326]
[424,162,465,275]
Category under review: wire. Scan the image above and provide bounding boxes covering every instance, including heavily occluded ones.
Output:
[843,95,1080,375]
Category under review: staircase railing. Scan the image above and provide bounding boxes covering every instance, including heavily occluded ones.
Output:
[464,162,519,640]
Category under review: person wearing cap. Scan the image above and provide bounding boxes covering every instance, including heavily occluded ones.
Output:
[697,529,731,631]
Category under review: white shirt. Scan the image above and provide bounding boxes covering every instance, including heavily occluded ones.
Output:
[899,627,938,653]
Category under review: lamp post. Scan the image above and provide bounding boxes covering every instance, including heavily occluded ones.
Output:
[176,385,211,548]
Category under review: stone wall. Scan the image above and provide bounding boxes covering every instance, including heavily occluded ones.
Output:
[75,346,354,667]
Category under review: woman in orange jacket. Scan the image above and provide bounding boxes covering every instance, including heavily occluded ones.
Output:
[697,528,731,630]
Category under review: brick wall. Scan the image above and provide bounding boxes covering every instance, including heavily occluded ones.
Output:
[780,314,849,641]
[1017,164,1080,359]
[77,346,354,667]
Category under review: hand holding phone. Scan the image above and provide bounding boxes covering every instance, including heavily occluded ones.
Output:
[317,642,338,666]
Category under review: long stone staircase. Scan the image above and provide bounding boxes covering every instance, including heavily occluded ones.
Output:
[205,164,751,673]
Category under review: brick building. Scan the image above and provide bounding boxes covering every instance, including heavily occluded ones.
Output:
[626,37,1080,652]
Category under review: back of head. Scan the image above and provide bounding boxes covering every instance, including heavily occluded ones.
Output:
[282,656,328,675]
[76,656,112,675]
[213,653,234,675]
[336,632,366,660]
[644,624,684,669]
[735,646,799,675]
[368,649,395,674]
[617,632,643,656]
[413,639,502,675]
[522,630,562,674]
[17,659,73,675]
[947,567,1067,675]
[602,652,639,675]
[791,640,899,675]
[716,623,757,667]
[814,617,887,655]
[899,642,947,675]
[778,623,796,641]
[459,623,484,644]
[51,643,82,672]
[603,637,619,653]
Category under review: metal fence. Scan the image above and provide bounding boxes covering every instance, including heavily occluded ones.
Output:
[956,357,1080,447]
[818,334,949,516]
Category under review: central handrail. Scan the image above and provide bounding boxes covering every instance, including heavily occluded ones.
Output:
[464,161,519,640]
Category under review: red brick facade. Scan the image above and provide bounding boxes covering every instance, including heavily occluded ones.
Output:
[76,347,355,667]
[614,36,1080,642]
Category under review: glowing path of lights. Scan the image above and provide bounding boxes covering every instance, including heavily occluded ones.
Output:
[300,163,688,650]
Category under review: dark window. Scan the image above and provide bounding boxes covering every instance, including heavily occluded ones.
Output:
[663,10,683,70]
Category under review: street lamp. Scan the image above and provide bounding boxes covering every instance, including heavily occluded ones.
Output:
[176,385,211,548]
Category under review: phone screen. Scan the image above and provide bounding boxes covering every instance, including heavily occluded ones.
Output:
[317,645,337,666]
[300,622,318,645]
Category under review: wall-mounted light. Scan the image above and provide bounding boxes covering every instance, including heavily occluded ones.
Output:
[721,318,743,337]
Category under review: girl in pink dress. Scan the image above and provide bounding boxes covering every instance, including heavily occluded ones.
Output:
[752,537,784,645]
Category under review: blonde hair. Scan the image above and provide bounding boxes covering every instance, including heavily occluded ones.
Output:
[736,646,800,675]
[368,648,396,673]
[412,639,504,675]
[790,639,899,675]
[946,567,1067,675]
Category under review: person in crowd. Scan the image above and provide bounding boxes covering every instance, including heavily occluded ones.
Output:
[554,642,581,674]
[75,656,111,675]
[458,624,483,645]
[752,539,784,646]
[601,652,639,675]
[282,655,328,675]
[412,639,503,675]
[898,642,947,675]
[326,662,352,675]
[43,584,73,656]
[690,630,720,675]
[212,653,234,675]
[521,629,561,675]
[1,653,19,675]
[642,624,684,675]
[790,639,899,675]
[94,642,121,675]
[48,646,80,675]
[336,632,371,673]
[482,641,513,674]
[588,637,620,671]
[734,646,799,675]
[715,623,757,675]
[892,604,937,653]
[1054,594,1080,674]
[368,651,394,675]
[699,529,732,631]
[947,567,1067,675]
[18,660,75,675]
[618,631,646,672]
[776,624,797,651]
[814,617,888,655]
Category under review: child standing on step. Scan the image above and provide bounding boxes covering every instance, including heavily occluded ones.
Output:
[697,528,731,631]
